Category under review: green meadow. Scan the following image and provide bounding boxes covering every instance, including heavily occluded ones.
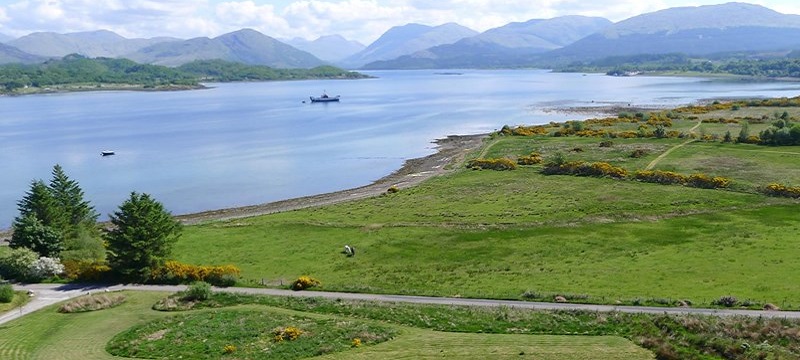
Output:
[175,106,800,308]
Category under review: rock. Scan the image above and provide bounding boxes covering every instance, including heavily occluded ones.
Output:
[763,303,780,311]
[554,295,568,303]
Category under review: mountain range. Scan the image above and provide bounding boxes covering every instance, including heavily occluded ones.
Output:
[2,2,800,70]
[362,16,611,69]
[285,35,365,62]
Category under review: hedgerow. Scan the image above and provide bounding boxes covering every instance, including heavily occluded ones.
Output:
[541,161,628,179]
[151,261,241,287]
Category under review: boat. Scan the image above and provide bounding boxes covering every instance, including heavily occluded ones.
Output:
[101,150,115,156]
[309,92,340,103]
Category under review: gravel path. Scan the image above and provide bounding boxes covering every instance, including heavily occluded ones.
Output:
[4,283,798,326]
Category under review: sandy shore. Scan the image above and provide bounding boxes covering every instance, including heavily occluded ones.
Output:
[175,134,487,225]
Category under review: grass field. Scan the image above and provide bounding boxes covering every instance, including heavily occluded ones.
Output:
[175,130,800,306]
[0,291,653,360]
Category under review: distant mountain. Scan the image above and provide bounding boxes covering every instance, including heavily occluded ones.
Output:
[286,35,365,62]
[0,33,12,43]
[343,23,478,68]
[9,30,178,58]
[363,16,611,69]
[126,29,325,68]
[0,43,44,64]
[552,2,800,61]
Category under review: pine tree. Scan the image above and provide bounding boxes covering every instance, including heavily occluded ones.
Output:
[16,179,64,228]
[48,164,99,236]
[105,192,182,281]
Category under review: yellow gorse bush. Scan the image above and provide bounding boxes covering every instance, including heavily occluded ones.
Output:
[152,261,241,285]
[273,326,303,342]
[763,183,800,198]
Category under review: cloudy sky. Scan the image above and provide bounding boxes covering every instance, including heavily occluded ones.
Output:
[1,0,799,44]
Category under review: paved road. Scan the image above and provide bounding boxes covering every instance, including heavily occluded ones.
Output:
[3,283,799,326]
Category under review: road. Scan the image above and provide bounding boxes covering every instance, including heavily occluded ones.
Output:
[3,283,799,326]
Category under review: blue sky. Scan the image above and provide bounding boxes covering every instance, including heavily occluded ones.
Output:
[1,1,799,44]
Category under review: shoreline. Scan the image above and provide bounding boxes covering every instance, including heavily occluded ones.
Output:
[0,134,486,238]
[174,134,488,225]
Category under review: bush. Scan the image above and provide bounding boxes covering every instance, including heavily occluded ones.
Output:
[386,185,399,194]
[599,140,614,147]
[291,276,320,291]
[151,261,241,286]
[0,247,38,281]
[62,259,112,281]
[0,284,14,303]
[686,174,731,189]
[182,281,212,301]
[273,326,303,342]
[542,161,628,179]
[713,295,738,307]
[467,158,517,171]
[517,152,542,165]
[28,257,65,281]
[630,149,648,158]
[762,183,800,198]
[633,170,687,185]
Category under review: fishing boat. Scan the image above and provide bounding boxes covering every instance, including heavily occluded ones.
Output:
[309,92,340,103]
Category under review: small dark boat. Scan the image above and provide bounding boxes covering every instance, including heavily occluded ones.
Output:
[101,150,115,156]
[310,92,340,103]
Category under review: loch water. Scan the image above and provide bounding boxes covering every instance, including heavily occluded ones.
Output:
[2,69,800,227]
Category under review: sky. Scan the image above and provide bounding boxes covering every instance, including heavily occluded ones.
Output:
[1,0,800,45]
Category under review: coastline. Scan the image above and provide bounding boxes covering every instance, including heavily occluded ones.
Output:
[175,134,487,225]
[0,135,486,239]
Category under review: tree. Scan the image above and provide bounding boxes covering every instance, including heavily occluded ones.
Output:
[9,213,64,257]
[737,122,750,143]
[105,192,182,281]
[12,180,65,257]
[48,164,99,237]
[16,180,64,229]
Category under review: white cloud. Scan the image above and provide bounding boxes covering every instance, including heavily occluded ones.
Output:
[0,0,799,44]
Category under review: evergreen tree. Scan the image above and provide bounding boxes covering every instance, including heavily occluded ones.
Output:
[105,192,182,281]
[16,179,64,228]
[9,213,64,257]
[48,164,99,236]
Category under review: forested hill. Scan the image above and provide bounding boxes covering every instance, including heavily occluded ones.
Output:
[0,55,368,94]
[558,54,800,78]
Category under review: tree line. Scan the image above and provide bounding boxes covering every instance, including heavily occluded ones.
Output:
[1,165,182,282]
[0,55,367,93]
[557,53,800,78]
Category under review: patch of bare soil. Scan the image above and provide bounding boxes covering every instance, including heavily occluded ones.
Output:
[175,134,488,225]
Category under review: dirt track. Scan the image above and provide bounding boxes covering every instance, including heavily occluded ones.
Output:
[175,134,488,225]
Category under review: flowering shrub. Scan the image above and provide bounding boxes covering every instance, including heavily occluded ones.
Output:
[151,261,240,286]
[499,125,548,136]
[28,257,65,281]
[291,276,320,291]
[762,183,800,198]
[542,161,628,179]
[687,174,731,189]
[223,344,236,354]
[63,259,112,281]
[273,326,303,342]
[352,338,362,347]
[634,170,687,185]
[516,152,542,165]
[467,158,517,171]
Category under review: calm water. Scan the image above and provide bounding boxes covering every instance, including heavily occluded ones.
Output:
[2,70,800,228]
